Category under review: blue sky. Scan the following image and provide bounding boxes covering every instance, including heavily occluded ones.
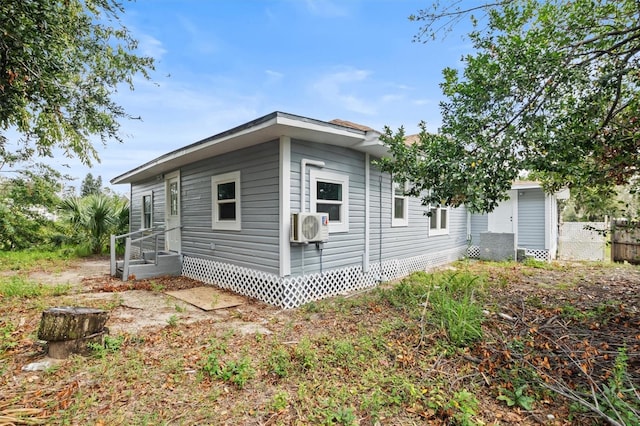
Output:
[56,0,473,192]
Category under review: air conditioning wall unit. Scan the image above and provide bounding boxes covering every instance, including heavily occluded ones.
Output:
[291,212,329,243]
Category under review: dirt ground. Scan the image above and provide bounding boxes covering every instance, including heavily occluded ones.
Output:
[33,257,278,335]
[2,257,639,425]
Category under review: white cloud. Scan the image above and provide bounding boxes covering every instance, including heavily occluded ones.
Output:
[311,68,376,115]
[136,33,167,60]
[265,69,284,85]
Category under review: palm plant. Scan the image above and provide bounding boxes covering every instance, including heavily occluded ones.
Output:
[59,193,129,254]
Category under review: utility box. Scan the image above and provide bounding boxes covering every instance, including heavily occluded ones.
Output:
[479,232,515,261]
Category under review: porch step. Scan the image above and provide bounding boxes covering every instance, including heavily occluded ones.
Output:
[115,252,182,280]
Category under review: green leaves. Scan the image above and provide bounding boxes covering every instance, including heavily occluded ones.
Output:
[387,0,640,213]
[59,192,129,254]
[0,0,154,166]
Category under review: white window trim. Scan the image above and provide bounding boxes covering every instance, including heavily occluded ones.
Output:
[391,181,409,227]
[429,205,449,236]
[140,191,153,230]
[211,171,241,231]
[310,169,349,233]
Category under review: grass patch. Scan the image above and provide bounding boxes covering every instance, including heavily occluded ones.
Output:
[380,271,485,346]
[0,275,72,298]
[0,256,635,425]
[0,248,77,271]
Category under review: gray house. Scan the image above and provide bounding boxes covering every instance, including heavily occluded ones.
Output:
[468,181,569,261]
[111,112,469,308]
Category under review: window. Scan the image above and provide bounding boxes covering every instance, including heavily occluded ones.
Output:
[212,171,241,231]
[169,182,179,216]
[310,169,349,233]
[391,181,408,227]
[429,206,449,235]
[141,192,153,229]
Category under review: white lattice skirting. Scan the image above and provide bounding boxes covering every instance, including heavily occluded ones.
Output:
[467,245,549,261]
[182,245,468,309]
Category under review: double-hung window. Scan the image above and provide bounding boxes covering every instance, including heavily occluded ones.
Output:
[392,181,409,227]
[141,191,153,229]
[212,171,241,231]
[429,205,449,235]
[310,169,349,233]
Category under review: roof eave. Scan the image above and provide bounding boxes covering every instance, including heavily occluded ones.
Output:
[111,111,371,185]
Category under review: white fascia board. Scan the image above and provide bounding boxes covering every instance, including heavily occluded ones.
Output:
[112,113,371,185]
[111,116,280,184]
[511,182,542,190]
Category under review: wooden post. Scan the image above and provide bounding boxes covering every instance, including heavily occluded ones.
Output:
[38,307,109,359]
[110,234,116,276]
[123,237,131,281]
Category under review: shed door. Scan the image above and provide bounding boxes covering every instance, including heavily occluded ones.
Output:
[164,171,181,252]
[488,190,517,234]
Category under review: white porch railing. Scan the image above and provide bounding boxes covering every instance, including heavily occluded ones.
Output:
[109,226,182,281]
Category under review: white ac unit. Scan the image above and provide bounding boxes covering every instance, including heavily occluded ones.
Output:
[291,212,329,243]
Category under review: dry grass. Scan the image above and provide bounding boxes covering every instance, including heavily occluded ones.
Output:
[1,257,639,425]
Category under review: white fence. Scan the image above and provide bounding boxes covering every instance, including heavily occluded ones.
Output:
[558,222,607,261]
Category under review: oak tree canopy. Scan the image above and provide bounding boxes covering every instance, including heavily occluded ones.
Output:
[378,0,640,213]
[0,0,154,168]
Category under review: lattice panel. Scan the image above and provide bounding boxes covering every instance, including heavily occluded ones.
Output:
[182,257,283,306]
[525,249,550,261]
[402,246,467,273]
[181,246,468,309]
[468,245,549,262]
[281,264,382,308]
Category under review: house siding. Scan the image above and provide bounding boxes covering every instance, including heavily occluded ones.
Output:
[470,213,488,245]
[130,177,166,250]
[289,140,366,274]
[517,188,545,249]
[368,165,468,266]
[178,140,281,274]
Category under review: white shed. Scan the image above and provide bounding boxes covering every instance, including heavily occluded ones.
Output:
[468,181,569,261]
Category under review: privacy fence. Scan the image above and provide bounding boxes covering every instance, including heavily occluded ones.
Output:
[611,219,640,264]
[558,222,607,261]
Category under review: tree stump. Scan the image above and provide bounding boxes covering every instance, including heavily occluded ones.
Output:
[38,307,109,359]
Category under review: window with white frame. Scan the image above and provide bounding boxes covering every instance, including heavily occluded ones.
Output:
[141,191,153,229]
[429,205,449,235]
[310,169,349,233]
[212,171,241,231]
[392,181,409,227]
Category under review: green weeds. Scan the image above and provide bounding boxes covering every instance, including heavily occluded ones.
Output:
[201,337,255,389]
[0,248,76,271]
[0,275,72,298]
[381,271,485,346]
[89,335,125,358]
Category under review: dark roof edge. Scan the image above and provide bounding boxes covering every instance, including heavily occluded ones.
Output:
[110,111,368,184]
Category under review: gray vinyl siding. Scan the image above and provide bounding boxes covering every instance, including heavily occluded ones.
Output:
[368,163,468,265]
[130,177,166,251]
[289,140,367,274]
[469,214,488,245]
[517,188,545,249]
[178,140,280,273]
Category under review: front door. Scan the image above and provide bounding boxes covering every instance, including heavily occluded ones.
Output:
[164,171,181,252]
[488,190,517,235]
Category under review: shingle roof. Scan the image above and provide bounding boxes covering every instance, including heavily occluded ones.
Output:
[404,134,420,146]
[329,119,376,132]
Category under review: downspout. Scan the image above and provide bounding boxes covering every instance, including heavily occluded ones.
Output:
[379,174,383,281]
[364,153,370,273]
[300,159,325,276]
[300,159,325,213]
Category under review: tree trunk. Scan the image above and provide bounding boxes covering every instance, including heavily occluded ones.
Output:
[38,307,109,358]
